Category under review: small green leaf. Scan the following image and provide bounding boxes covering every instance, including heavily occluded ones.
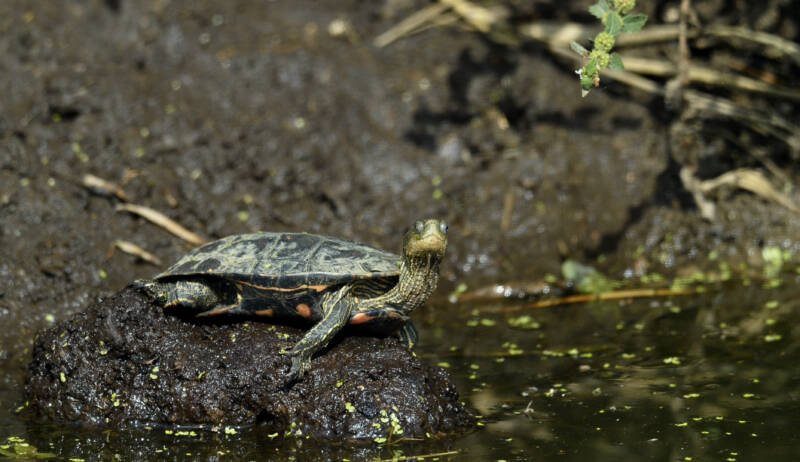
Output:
[605,12,623,36]
[570,41,589,57]
[622,14,648,33]
[581,75,595,95]
[588,0,611,19]
[609,53,624,70]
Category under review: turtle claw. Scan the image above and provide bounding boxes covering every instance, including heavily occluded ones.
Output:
[287,352,312,384]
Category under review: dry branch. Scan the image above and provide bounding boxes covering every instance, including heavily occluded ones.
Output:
[373,3,451,48]
[81,174,130,202]
[698,169,799,213]
[544,36,800,156]
[438,0,499,33]
[375,3,800,216]
[705,24,800,66]
[110,240,163,266]
[116,203,209,246]
[621,56,800,101]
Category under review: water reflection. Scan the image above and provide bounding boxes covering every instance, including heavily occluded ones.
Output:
[436,281,800,461]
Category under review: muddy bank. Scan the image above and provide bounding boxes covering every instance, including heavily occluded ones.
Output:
[25,287,474,438]
[4,0,798,378]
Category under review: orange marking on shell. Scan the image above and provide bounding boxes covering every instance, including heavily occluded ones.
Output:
[350,313,376,325]
[255,308,274,317]
[296,303,311,318]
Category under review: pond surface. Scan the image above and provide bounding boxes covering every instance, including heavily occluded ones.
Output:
[3,278,799,461]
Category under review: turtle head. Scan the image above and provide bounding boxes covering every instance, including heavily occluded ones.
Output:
[403,219,448,262]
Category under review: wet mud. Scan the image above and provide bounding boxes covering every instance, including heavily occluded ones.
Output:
[26,287,474,438]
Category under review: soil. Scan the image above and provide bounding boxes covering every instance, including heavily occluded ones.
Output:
[2,0,799,441]
[26,287,473,437]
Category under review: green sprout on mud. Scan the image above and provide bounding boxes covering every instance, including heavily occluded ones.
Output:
[571,0,647,96]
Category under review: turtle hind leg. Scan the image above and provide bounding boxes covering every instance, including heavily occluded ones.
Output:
[128,279,168,304]
[128,279,152,292]
[196,292,244,316]
[155,278,241,317]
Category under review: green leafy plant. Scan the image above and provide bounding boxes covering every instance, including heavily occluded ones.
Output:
[571,0,647,96]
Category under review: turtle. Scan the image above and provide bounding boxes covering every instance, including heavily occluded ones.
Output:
[132,218,448,381]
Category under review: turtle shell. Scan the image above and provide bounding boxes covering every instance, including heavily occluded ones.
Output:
[155,232,401,289]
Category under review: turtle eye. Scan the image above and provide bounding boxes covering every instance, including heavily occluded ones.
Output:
[439,221,449,235]
[414,221,424,234]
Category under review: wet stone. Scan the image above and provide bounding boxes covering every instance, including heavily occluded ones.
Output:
[25,287,474,439]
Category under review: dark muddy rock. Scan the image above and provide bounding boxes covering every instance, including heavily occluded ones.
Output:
[25,287,474,439]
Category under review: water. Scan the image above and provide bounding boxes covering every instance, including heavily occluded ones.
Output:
[3,280,800,460]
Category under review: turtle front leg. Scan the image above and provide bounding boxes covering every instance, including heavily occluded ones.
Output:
[288,285,353,381]
[397,320,418,349]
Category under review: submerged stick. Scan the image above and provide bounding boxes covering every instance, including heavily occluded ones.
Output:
[116,203,209,245]
[378,450,460,462]
[496,287,697,313]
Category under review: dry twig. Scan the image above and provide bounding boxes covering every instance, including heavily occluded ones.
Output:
[373,2,451,48]
[680,165,716,220]
[545,41,800,156]
[697,168,799,213]
[682,89,800,154]
[116,203,209,245]
[81,174,130,202]
[438,0,499,33]
[522,21,800,66]
[622,56,800,101]
[520,22,800,101]
[109,240,163,266]
[379,5,800,215]
[705,24,800,66]
[677,0,692,90]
